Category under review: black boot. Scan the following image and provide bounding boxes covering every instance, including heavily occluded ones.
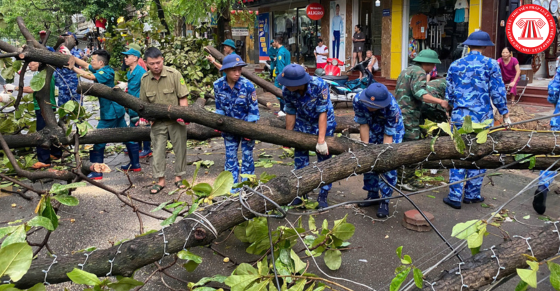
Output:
[533,185,548,215]
[357,191,380,207]
[120,143,141,172]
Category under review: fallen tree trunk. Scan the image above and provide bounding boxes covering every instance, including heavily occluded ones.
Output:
[423,224,559,290]
[423,155,560,170]
[7,129,560,288]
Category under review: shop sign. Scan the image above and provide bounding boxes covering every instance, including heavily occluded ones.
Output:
[382,9,390,16]
[258,13,270,58]
[306,3,325,20]
[232,27,249,36]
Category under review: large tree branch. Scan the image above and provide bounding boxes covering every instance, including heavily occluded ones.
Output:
[16,17,44,49]
[7,129,560,288]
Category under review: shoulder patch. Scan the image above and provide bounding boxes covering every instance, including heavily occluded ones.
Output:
[180,78,185,85]
[98,71,104,75]
[321,88,328,100]
[252,91,257,101]
[278,56,282,60]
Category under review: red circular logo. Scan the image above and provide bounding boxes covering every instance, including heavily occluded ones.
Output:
[306,3,324,20]
[506,4,556,54]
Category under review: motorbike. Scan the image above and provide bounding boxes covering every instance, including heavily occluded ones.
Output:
[315,58,375,106]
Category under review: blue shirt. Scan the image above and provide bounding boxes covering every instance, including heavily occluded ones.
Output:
[446,51,508,125]
[283,76,337,135]
[274,46,291,77]
[353,93,404,137]
[89,65,125,120]
[332,15,343,33]
[213,76,259,123]
[54,68,81,106]
[548,66,560,129]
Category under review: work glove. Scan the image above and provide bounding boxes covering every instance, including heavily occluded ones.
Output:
[0,93,11,103]
[503,116,512,127]
[4,84,14,93]
[177,118,189,126]
[115,82,128,91]
[316,141,329,155]
[136,118,149,126]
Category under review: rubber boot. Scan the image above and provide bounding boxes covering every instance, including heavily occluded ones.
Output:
[377,201,389,218]
[317,190,329,209]
[289,194,307,206]
[120,143,141,172]
[139,141,152,158]
[87,150,103,180]
[357,191,380,207]
[533,185,548,215]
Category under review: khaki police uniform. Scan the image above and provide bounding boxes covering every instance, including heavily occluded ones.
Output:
[140,66,189,178]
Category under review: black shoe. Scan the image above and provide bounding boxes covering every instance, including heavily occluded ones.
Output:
[443,198,461,209]
[357,191,380,207]
[463,196,485,204]
[533,185,548,215]
[376,201,389,218]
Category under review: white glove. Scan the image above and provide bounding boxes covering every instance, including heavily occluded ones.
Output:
[4,84,15,92]
[316,142,329,155]
[503,117,512,126]
[137,118,149,126]
[0,93,11,103]
[116,82,128,91]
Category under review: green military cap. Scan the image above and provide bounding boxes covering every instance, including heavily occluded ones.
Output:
[413,49,441,64]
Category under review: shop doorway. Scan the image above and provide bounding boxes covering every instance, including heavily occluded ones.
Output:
[359,0,382,56]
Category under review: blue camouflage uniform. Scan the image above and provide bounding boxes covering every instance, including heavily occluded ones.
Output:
[214,76,260,184]
[446,51,508,202]
[89,64,129,151]
[539,67,560,188]
[283,76,337,192]
[353,94,404,203]
[54,68,81,106]
[70,48,82,58]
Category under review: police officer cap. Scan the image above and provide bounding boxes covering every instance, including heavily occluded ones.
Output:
[412,49,441,64]
[220,54,247,71]
[222,39,237,49]
[276,64,311,87]
[462,30,495,47]
[358,83,392,109]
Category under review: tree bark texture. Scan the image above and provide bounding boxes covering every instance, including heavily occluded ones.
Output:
[423,224,560,290]
[7,129,560,288]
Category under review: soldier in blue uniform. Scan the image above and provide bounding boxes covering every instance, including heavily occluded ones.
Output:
[354,83,404,218]
[277,64,336,208]
[213,54,260,186]
[70,50,140,180]
[533,66,560,214]
[54,46,81,106]
[444,31,511,209]
[273,36,291,116]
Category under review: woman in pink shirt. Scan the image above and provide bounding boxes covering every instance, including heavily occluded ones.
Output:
[497,47,521,103]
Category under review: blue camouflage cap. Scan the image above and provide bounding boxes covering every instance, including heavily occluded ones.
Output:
[220,54,247,71]
[358,83,391,109]
[276,64,311,87]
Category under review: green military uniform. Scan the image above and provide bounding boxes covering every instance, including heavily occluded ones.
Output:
[422,78,448,124]
[395,65,430,141]
[140,66,190,179]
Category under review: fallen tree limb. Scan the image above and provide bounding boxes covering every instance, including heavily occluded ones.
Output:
[7,129,560,288]
[423,224,559,290]
[423,155,560,170]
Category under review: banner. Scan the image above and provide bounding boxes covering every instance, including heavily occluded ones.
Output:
[258,13,270,61]
[330,0,346,70]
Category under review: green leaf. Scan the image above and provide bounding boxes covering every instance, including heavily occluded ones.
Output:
[30,70,47,92]
[515,280,529,291]
[430,136,438,152]
[451,220,480,240]
[193,275,228,287]
[192,161,202,184]
[63,101,76,113]
[332,223,355,241]
[523,215,530,220]
[26,216,54,231]
[177,250,202,263]
[224,274,260,290]
[396,246,403,259]
[52,195,79,206]
[549,261,560,290]
[476,129,489,144]
[183,260,200,272]
[462,116,473,133]
[12,61,22,73]
[234,263,259,275]
[529,157,536,170]
[437,122,452,136]
[452,125,466,154]
[390,267,411,291]
[151,201,170,213]
[211,171,233,197]
[192,183,213,196]
[517,268,538,288]
[107,277,144,291]
[0,226,18,241]
[413,267,424,288]
[50,182,86,195]
[321,219,328,231]
[287,279,306,291]
[324,249,342,270]
[160,206,185,226]
[466,224,487,250]
[0,242,33,282]
[290,249,306,274]
[308,216,317,234]
[67,268,101,286]
[401,255,412,265]
[1,225,26,248]
[27,283,46,291]
[246,280,269,291]
[40,203,58,230]
[257,257,269,276]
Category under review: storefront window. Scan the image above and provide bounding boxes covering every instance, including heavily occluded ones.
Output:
[408,0,469,73]
[272,9,322,67]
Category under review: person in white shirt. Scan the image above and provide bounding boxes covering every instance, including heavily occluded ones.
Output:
[314,38,328,69]
[359,50,378,79]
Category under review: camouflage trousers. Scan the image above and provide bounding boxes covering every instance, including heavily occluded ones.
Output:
[223,134,255,185]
